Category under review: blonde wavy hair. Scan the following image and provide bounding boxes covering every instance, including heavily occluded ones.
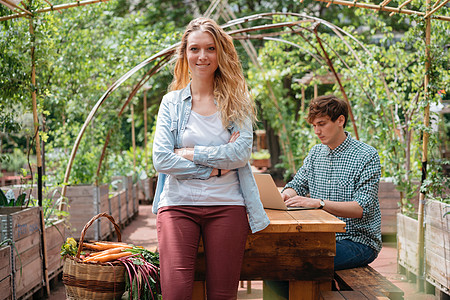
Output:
[169,17,256,127]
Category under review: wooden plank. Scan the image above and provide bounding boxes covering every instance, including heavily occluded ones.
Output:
[380,209,400,216]
[335,266,404,300]
[192,281,206,300]
[45,220,65,275]
[289,280,326,300]
[64,185,94,197]
[320,291,346,300]
[0,276,12,300]
[425,226,450,260]
[133,183,139,213]
[378,181,399,193]
[396,213,419,272]
[15,256,43,299]
[0,246,11,281]
[424,201,450,291]
[120,190,128,223]
[320,291,372,300]
[13,231,41,271]
[381,214,397,234]
[45,220,65,250]
[195,232,335,281]
[109,194,120,220]
[359,289,391,299]
[425,200,449,228]
[425,247,450,291]
[11,206,41,242]
[340,291,371,299]
[262,210,346,233]
[46,243,64,275]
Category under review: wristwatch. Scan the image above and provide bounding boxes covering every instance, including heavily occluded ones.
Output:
[318,199,325,209]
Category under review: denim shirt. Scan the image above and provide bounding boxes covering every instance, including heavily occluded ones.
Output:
[152,83,270,233]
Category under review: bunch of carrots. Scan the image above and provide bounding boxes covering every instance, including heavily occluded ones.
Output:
[80,241,134,263]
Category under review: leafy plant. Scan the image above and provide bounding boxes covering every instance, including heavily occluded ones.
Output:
[28,184,69,226]
[60,237,78,257]
[251,149,271,160]
[118,247,161,300]
[0,189,27,207]
[0,149,28,172]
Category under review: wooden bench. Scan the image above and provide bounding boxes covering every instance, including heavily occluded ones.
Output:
[333,266,404,300]
[320,290,389,299]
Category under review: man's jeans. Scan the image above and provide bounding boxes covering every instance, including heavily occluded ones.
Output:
[334,239,378,270]
[263,240,378,298]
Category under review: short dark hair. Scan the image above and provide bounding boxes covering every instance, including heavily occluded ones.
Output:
[307,95,349,128]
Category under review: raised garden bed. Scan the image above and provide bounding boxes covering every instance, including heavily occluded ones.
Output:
[65,184,110,240]
[424,200,449,295]
[0,245,12,300]
[45,220,66,280]
[0,206,43,299]
[397,212,419,277]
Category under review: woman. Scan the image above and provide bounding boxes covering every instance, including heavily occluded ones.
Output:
[152,17,270,299]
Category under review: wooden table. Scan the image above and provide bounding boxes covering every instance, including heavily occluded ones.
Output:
[193,209,346,299]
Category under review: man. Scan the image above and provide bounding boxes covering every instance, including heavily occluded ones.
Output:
[265,95,382,298]
[283,94,382,270]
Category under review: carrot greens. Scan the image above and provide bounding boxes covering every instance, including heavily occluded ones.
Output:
[118,247,160,300]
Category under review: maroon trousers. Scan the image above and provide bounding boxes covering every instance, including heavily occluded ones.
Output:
[157,205,249,300]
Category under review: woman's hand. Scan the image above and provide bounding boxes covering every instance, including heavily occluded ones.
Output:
[174,147,194,161]
[228,131,240,143]
[208,131,238,177]
[176,131,239,176]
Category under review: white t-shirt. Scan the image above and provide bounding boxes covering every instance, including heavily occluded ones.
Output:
[158,110,245,207]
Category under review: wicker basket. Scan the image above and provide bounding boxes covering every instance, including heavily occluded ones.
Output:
[63,213,126,300]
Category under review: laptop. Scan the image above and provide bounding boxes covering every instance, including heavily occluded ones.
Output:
[253,173,318,211]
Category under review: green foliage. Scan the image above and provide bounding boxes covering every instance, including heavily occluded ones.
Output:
[0,149,28,172]
[60,237,78,257]
[421,160,450,204]
[0,188,27,207]
[251,149,270,160]
[121,247,160,300]
[1,1,448,213]
[246,12,449,212]
[28,183,69,226]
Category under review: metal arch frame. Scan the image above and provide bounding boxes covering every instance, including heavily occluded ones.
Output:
[60,12,399,206]
[60,45,177,208]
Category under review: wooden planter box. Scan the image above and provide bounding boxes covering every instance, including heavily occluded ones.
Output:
[133,183,139,215]
[378,181,401,235]
[424,200,450,295]
[136,176,157,204]
[108,192,120,233]
[65,184,110,240]
[397,212,419,275]
[378,180,420,236]
[119,189,128,226]
[44,220,66,280]
[0,245,12,300]
[0,206,43,299]
[251,158,271,169]
[126,177,133,219]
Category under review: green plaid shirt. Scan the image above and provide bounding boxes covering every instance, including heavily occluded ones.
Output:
[285,132,382,252]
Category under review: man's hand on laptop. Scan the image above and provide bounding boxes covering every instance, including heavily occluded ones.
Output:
[281,188,296,201]
[284,196,322,208]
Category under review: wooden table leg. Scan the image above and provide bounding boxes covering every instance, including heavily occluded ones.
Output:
[192,281,206,300]
[289,280,332,300]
